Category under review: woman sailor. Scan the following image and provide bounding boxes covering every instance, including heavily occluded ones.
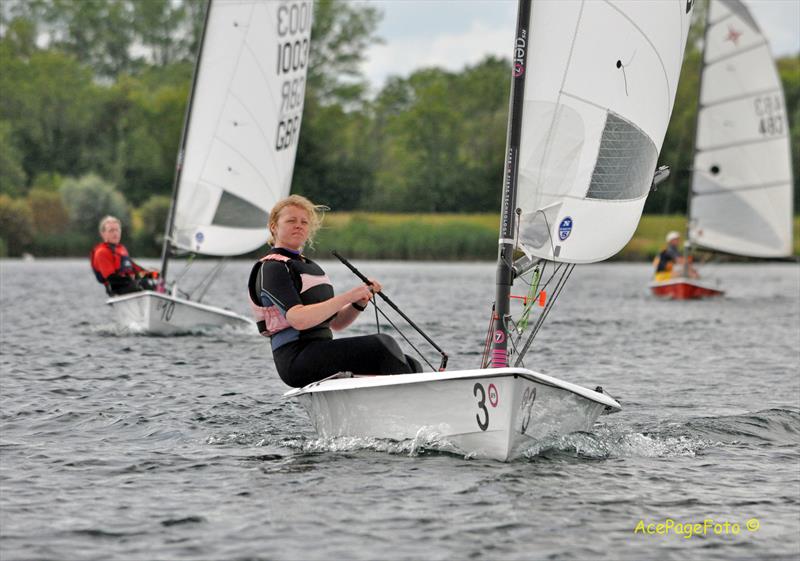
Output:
[248,195,420,387]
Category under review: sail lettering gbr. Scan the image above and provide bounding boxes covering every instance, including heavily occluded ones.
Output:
[754,94,785,137]
[275,1,311,151]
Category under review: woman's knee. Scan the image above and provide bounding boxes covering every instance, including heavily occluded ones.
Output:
[373,333,402,354]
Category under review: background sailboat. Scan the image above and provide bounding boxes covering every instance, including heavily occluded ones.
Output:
[108,0,312,333]
[650,0,794,299]
[285,0,692,461]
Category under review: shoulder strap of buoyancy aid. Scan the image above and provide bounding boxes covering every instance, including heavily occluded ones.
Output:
[90,242,113,284]
[248,253,297,337]
[247,253,293,305]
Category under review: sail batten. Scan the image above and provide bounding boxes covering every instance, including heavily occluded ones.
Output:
[169,0,312,257]
[689,0,793,258]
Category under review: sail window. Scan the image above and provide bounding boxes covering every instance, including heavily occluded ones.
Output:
[212,191,268,228]
[585,112,658,201]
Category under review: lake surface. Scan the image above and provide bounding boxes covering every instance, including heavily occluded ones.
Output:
[1,259,798,560]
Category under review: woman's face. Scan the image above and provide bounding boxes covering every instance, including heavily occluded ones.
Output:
[272,205,310,250]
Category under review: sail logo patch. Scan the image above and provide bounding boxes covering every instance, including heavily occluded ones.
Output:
[558,217,573,241]
[195,231,205,244]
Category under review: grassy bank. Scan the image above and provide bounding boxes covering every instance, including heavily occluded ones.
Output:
[304,213,800,261]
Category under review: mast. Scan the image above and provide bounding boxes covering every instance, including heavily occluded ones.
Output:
[684,0,711,268]
[158,0,213,287]
[490,0,531,368]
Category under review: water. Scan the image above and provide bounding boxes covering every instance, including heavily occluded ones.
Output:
[1,259,798,560]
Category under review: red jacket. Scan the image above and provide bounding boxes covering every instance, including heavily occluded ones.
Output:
[90,242,144,282]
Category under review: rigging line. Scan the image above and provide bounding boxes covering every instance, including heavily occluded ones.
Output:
[532,264,574,341]
[507,318,523,365]
[194,259,227,302]
[370,301,436,372]
[173,254,197,288]
[372,293,379,334]
[513,264,574,366]
[480,306,495,369]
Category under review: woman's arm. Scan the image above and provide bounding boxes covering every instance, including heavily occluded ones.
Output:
[328,278,382,331]
[286,284,373,331]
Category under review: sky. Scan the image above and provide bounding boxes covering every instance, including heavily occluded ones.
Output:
[356,0,800,94]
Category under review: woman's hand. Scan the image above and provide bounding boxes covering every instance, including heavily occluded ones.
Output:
[345,279,382,305]
[344,284,374,305]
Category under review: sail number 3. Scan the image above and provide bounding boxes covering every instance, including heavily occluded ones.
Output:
[473,383,499,431]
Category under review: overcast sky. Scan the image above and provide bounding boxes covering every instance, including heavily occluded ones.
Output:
[356,0,800,94]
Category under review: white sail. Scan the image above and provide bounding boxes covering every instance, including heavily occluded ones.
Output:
[688,0,793,258]
[171,0,312,256]
[514,0,692,263]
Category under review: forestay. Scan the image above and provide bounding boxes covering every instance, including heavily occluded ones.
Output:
[689,0,793,258]
[515,1,692,263]
[171,0,312,256]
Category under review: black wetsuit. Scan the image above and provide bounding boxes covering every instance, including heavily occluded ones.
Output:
[253,247,419,387]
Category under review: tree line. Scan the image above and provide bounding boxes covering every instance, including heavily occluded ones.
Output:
[0,0,797,257]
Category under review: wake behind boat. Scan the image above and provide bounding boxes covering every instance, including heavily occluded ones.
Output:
[283,0,692,460]
[107,0,311,334]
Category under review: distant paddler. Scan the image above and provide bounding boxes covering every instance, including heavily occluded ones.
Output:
[90,216,160,296]
[248,195,420,388]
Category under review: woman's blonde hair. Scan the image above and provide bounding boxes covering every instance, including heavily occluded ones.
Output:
[98,215,121,234]
[267,195,327,246]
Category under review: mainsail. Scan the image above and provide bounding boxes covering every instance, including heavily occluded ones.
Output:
[167,0,312,258]
[689,0,793,257]
[513,1,693,263]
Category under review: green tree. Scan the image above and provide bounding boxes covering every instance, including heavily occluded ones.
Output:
[0,120,26,195]
[60,173,129,238]
[27,188,69,235]
[292,0,383,208]
[37,0,136,78]
[0,194,34,255]
[132,194,170,255]
[0,33,100,189]
[307,0,383,107]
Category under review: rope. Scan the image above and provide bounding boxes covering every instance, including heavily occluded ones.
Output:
[369,297,436,372]
[513,263,575,366]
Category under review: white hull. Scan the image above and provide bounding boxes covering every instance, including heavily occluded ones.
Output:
[106,291,254,335]
[283,368,621,461]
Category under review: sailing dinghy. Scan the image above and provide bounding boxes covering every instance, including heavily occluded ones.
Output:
[107,0,312,334]
[284,0,692,461]
[650,0,794,299]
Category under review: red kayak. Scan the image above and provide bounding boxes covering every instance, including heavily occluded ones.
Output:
[649,278,725,299]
